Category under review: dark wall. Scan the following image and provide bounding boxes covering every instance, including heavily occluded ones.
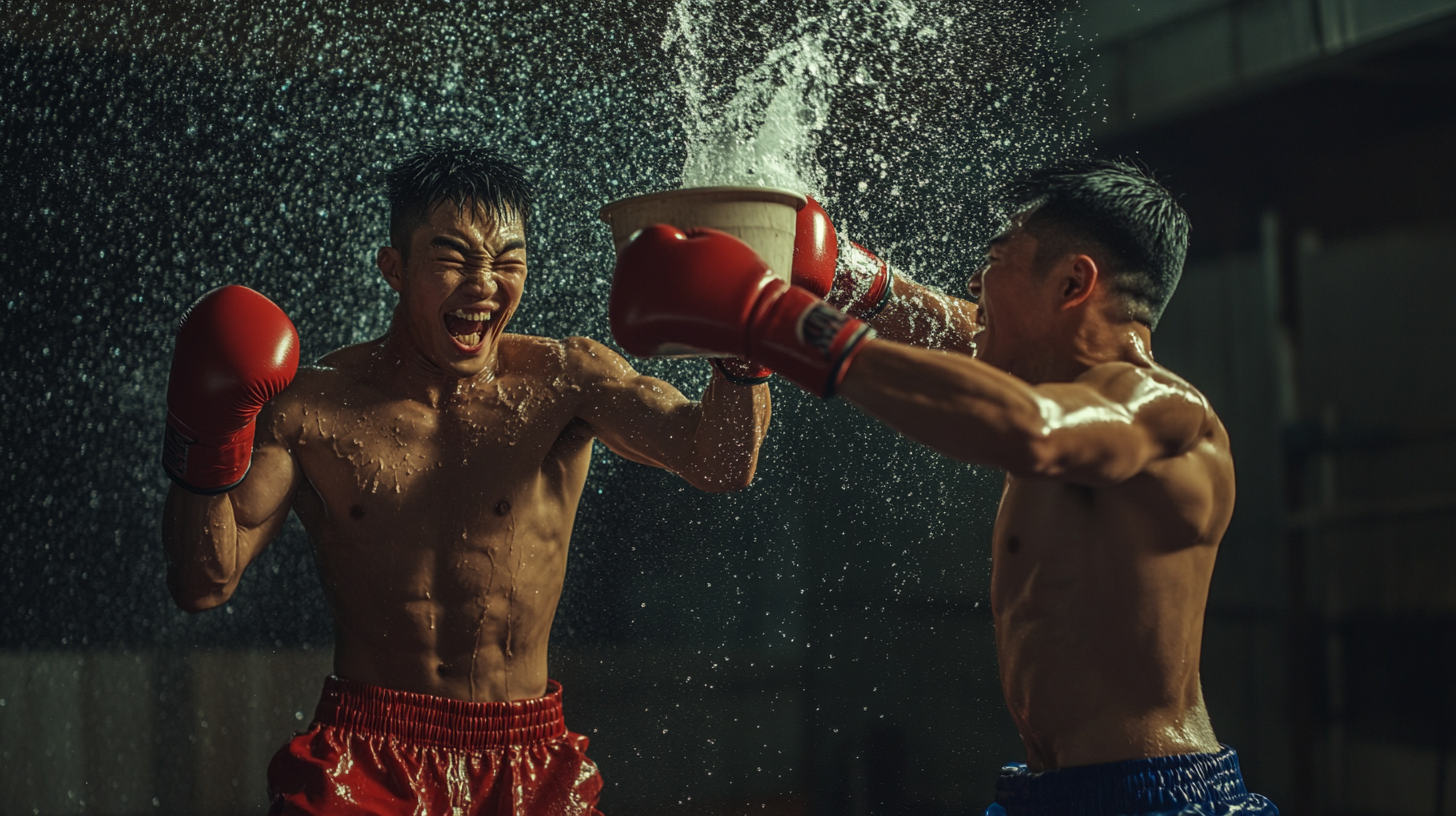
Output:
[1098,23,1456,813]
[1,2,1081,813]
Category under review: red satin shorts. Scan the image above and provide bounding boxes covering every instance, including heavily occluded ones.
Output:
[267,677,603,815]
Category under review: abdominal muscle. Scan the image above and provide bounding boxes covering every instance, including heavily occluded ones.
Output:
[992,478,1221,771]
[290,431,588,703]
[320,516,571,703]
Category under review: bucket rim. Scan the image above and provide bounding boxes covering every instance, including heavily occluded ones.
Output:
[598,185,807,224]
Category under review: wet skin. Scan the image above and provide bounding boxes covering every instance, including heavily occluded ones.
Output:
[163,202,770,702]
[840,221,1232,771]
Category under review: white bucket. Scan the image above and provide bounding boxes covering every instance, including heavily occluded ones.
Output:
[598,186,807,283]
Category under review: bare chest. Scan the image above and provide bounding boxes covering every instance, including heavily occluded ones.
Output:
[289,381,591,530]
[990,476,1104,616]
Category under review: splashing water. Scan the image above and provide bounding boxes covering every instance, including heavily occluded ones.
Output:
[670,0,841,193]
[665,0,1082,353]
[3,0,1083,808]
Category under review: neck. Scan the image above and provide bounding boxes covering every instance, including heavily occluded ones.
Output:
[375,310,500,407]
[1014,320,1154,384]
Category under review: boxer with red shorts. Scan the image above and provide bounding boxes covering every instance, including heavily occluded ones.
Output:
[268,679,600,814]
[160,140,770,813]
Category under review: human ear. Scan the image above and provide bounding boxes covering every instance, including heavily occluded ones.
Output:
[1059,254,1099,310]
[377,246,405,293]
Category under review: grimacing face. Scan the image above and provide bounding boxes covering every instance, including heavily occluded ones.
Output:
[380,201,527,379]
[966,223,1046,372]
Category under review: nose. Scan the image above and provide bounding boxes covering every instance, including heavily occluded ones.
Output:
[967,266,984,301]
[463,266,500,297]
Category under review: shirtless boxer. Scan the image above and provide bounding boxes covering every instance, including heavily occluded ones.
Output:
[607,159,1276,814]
[160,141,770,814]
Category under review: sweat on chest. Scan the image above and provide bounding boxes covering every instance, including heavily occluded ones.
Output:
[293,388,586,516]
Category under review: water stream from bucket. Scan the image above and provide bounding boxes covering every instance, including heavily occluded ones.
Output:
[2,1,1085,807]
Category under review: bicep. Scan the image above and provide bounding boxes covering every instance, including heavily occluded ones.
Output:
[582,373,701,470]
[229,436,302,568]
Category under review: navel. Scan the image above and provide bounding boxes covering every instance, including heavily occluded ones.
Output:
[495,499,512,516]
[349,504,367,521]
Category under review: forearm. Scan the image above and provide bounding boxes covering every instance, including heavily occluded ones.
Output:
[683,372,771,491]
[836,339,1045,471]
[162,486,243,611]
[867,274,980,355]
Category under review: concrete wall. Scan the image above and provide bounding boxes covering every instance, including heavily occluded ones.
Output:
[0,649,329,815]
[1146,221,1456,814]
[1069,0,1456,134]
[1155,246,1292,804]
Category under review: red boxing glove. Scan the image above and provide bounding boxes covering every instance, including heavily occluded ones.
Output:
[162,285,300,493]
[610,225,874,398]
[791,196,894,318]
[792,196,838,298]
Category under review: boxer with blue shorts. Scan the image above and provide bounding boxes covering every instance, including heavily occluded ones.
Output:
[985,745,1277,816]
[612,158,1279,810]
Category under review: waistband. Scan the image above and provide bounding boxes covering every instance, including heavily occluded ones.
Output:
[995,746,1249,816]
[312,676,568,751]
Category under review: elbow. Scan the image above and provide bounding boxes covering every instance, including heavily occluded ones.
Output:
[685,456,759,493]
[1004,439,1058,480]
[997,419,1059,479]
[688,468,756,493]
[167,570,235,614]
[721,471,757,493]
[683,442,761,493]
[1004,433,1135,487]
[1002,430,1080,482]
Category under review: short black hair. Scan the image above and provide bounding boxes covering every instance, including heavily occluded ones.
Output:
[386,140,533,260]
[1001,158,1189,329]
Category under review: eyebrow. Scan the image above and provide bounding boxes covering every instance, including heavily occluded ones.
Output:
[430,236,526,256]
[431,236,472,254]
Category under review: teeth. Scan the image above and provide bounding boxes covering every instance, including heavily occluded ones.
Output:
[449,309,492,321]
[458,333,482,347]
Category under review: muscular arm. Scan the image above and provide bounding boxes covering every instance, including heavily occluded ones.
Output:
[837,340,1210,487]
[161,416,301,612]
[866,273,981,356]
[572,337,771,492]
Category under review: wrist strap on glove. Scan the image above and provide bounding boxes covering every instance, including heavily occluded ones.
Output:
[712,357,773,386]
[835,241,896,319]
[162,414,254,494]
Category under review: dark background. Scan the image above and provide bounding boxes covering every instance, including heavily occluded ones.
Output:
[6,1,1456,814]
[1,1,1073,813]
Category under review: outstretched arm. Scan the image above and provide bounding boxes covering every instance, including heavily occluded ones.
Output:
[162,419,301,612]
[572,337,771,492]
[837,340,1210,486]
[793,197,979,355]
[865,272,980,356]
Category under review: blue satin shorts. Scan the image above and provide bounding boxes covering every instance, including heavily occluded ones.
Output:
[984,745,1278,816]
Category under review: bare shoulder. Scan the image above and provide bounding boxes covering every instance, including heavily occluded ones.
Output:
[1079,361,1210,414]
[260,341,376,440]
[295,341,378,398]
[559,335,637,388]
[1077,361,1220,455]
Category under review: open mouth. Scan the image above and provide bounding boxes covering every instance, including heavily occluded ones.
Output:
[443,308,493,350]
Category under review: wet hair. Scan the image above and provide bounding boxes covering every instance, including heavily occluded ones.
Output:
[386,140,534,261]
[1001,158,1189,330]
